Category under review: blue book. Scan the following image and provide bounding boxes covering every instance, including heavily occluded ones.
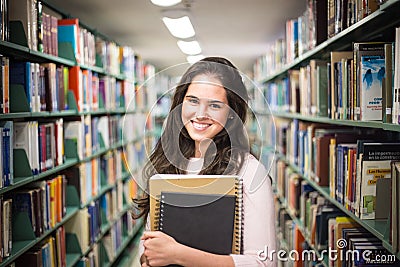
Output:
[42,243,50,267]
[292,19,298,59]
[94,200,101,237]
[9,61,32,111]
[87,203,95,244]
[2,128,9,186]
[12,190,36,234]
[100,194,109,221]
[45,182,51,230]
[1,121,14,186]
[298,128,305,174]
[76,259,87,267]
[292,119,299,165]
[57,23,79,62]
[336,144,344,204]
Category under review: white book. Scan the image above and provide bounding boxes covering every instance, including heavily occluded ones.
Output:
[30,0,38,51]
[14,122,33,174]
[29,122,35,173]
[359,160,391,219]
[31,63,40,112]
[31,121,39,174]
[79,164,87,205]
[64,208,90,253]
[64,119,84,160]
[84,161,92,202]
[3,199,12,257]
[83,115,92,157]
[358,142,400,219]
[97,116,110,148]
[56,119,64,166]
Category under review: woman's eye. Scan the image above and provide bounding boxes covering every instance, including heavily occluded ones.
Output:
[210,103,221,109]
[188,99,199,104]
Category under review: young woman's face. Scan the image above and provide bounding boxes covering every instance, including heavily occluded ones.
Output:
[181,74,230,150]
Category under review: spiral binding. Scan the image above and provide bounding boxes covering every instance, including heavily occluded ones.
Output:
[159,195,165,230]
[234,178,244,254]
[154,195,161,230]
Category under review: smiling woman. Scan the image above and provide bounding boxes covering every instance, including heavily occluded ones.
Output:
[181,75,231,157]
[133,57,276,267]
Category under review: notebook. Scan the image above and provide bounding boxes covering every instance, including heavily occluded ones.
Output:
[149,174,243,254]
[159,191,236,255]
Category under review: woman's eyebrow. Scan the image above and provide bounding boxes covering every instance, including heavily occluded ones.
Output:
[185,95,199,100]
[208,99,225,104]
[185,95,225,104]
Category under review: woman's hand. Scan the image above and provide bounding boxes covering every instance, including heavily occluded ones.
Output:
[141,231,182,266]
[141,231,235,267]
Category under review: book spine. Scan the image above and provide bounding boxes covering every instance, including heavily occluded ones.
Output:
[383,43,393,123]
[2,57,9,114]
[393,28,400,124]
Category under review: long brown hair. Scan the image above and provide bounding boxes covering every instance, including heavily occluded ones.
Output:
[133,57,250,219]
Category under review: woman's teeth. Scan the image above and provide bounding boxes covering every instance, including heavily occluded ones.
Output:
[192,121,210,130]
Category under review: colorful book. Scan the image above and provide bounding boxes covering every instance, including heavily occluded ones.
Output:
[358,142,400,219]
[57,18,81,63]
[360,55,385,121]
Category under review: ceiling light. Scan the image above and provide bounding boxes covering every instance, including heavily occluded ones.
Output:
[150,0,182,7]
[187,54,205,64]
[162,16,195,39]
[177,40,201,55]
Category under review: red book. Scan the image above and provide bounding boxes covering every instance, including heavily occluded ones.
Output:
[293,225,305,267]
[68,66,83,111]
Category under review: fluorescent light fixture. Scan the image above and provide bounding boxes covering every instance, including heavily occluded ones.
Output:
[151,0,181,7]
[177,40,201,55]
[162,16,195,39]
[187,54,205,64]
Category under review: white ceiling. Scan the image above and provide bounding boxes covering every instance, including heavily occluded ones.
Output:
[45,0,306,77]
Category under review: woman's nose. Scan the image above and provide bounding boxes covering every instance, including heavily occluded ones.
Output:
[195,103,208,117]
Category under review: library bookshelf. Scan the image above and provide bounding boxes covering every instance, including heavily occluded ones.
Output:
[252,0,400,266]
[0,0,162,266]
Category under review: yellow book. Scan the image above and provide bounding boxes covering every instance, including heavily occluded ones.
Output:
[47,179,56,228]
[335,217,360,267]
[329,138,336,199]
[48,237,56,267]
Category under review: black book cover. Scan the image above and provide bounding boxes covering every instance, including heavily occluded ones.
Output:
[158,191,237,255]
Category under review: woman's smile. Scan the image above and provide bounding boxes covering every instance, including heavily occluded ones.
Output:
[191,119,212,131]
